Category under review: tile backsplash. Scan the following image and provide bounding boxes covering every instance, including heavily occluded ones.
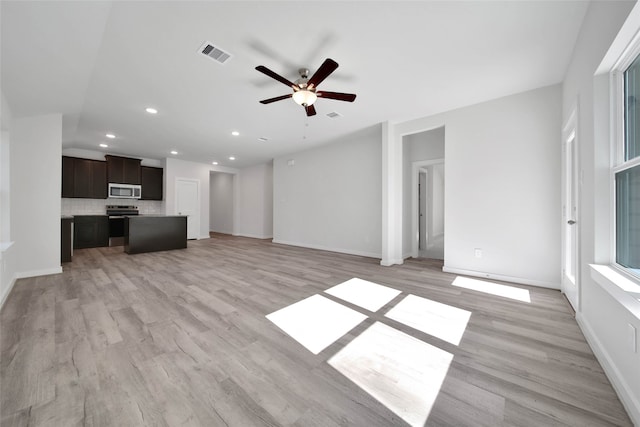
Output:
[61,198,165,215]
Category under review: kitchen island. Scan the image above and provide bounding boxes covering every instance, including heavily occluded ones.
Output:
[124,215,187,254]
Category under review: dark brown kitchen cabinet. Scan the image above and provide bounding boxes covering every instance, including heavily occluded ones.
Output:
[106,155,141,185]
[73,215,109,249]
[62,156,74,198]
[140,166,163,200]
[61,217,73,262]
[61,156,107,199]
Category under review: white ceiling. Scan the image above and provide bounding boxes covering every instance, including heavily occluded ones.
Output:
[1,1,588,168]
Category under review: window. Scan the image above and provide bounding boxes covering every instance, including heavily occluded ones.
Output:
[615,52,640,278]
[624,54,640,161]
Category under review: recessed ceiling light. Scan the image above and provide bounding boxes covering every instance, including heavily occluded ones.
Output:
[99,143,108,148]
[105,133,115,139]
[171,150,178,155]
[145,107,158,114]
[229,156,235,160]
[231,131,239,136]
[212,161,218,165]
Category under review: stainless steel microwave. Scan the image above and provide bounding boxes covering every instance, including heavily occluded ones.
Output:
[108,183,141,199]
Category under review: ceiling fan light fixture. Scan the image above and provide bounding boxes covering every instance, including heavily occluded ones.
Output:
[292,90,317,107]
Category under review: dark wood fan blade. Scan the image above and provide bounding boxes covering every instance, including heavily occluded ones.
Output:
[255,65,297,89]
[307,58,338,88]
[316,91,357,102]
[259,94,292,104]
[305,105,317,116]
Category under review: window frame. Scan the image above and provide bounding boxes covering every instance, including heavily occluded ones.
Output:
[611,34,640,282]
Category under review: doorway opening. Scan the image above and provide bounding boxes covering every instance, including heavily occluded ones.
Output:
[416,160,445,259]
[402,126,445,261]
[209,171,235,236]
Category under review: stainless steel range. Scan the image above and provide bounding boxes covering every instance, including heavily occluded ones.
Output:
[106,205,139,246]
[106,205,139,217]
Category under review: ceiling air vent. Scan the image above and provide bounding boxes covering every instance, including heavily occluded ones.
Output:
[326,111,343,119]
[199,42,232,64]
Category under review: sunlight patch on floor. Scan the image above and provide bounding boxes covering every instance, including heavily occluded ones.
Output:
[451,276,531,303]
[385,294,471,345]
[266,294,367,355]
[325,278,402,312]
[329,322,453,427]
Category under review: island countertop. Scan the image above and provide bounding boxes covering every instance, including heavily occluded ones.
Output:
[124,215,187,254]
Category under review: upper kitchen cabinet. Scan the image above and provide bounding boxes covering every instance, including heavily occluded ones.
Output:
[141,166,163,200]
[62,156,107,199]
[106,155,141,185]
[62,156,75,198]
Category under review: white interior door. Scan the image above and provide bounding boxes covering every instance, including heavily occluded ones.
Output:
[176,178,200,240]
[562,129,579,311]
[419,171,427,251]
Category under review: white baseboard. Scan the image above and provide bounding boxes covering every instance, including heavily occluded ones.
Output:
[576,313,640,425]
[235,233,273,240]
[442,266,560,290]
[0,274,17,310]
[272,239,381,259]
[15,266,63,279]
[380,258,404,266]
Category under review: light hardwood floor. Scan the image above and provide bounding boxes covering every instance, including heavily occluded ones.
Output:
[0,235,633,426]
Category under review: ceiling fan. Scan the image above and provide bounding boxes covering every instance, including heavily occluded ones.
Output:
[255,58,356,117]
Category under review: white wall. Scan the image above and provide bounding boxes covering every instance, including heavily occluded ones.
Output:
[0,91,16,307]
[263,161,273,238]
[562,1,640,423]
[209,172,234,234]
[406,127,446,160]
[236,162,273,239]
[273,126,382,257]
[393,84,562,288]
[164,157,211,239]
[11,114,63,279]
[402,127,445,257]
[431,163,445,238]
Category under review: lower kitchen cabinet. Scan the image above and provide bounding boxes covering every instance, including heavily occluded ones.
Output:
[61,217,73,262]
[73,215,109,249]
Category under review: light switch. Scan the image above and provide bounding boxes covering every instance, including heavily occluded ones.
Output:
[474,248,482,258]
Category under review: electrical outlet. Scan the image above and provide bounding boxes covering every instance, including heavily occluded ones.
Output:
[474,248,482,258]
[628,324,637,353]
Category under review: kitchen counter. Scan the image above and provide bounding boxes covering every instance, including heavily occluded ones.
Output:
[124,215,187,254]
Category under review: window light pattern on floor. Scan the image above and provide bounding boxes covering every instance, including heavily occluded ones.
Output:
[385,294,471,346]
[328,322,453,427]
[266,277,468,425]
[324,277,401,311]
[265,294,367,355]
[451,276,531,303]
